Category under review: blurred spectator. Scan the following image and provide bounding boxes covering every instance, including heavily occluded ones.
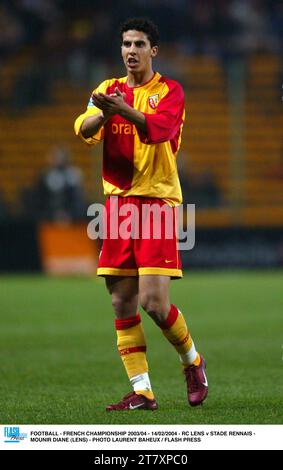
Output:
[0,4,26,58]
[1,0,282,94]
[12,63,51,113]
[227,0,273,55]
[29,145,87,222]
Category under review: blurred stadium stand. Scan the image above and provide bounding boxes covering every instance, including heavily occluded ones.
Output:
[0,0,282,271]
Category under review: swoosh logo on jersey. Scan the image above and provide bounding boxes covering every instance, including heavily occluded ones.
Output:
[129,403,144,410]
[165,259,173,263]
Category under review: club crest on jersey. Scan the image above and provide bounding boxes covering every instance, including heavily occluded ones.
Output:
[148,94,159,109]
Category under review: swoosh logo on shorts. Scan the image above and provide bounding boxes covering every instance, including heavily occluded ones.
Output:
[165,260,173,263]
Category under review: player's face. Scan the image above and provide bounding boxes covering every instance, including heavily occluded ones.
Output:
[121,30,158,74]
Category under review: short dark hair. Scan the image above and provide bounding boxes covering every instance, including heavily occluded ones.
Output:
[120,18,159,47]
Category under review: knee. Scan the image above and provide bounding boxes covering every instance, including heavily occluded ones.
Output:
[111,294,128,316]
[111,293,138,318]
[140,294,170,324]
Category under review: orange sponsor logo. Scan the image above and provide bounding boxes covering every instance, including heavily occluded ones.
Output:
[112,123,136,135]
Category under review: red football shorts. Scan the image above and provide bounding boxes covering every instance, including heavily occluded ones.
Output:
[97,196,182,278]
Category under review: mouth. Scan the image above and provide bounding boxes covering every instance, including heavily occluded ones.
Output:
[127,57,139,67]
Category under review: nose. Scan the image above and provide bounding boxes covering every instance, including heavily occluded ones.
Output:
[128,44,137,54]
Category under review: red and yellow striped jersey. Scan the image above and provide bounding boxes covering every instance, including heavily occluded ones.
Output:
[74,72,185,205]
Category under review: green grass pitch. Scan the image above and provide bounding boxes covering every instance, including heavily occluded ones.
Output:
[1,271,282,424]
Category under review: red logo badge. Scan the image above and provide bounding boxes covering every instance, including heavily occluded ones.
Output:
[148,94,159,109]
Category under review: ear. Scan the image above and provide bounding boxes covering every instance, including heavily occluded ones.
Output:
[151,46,158,58]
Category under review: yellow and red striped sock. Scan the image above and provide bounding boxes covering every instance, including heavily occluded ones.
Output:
[159,304,200,367]
[115,314,154,400]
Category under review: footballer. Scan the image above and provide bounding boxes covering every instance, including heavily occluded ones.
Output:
[74,18,208,411]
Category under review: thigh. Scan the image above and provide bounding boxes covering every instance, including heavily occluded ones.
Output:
[139,275,171,308]
[106,275,139,296]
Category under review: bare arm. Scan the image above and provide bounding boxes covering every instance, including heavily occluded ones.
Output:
[81,112,109,139]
